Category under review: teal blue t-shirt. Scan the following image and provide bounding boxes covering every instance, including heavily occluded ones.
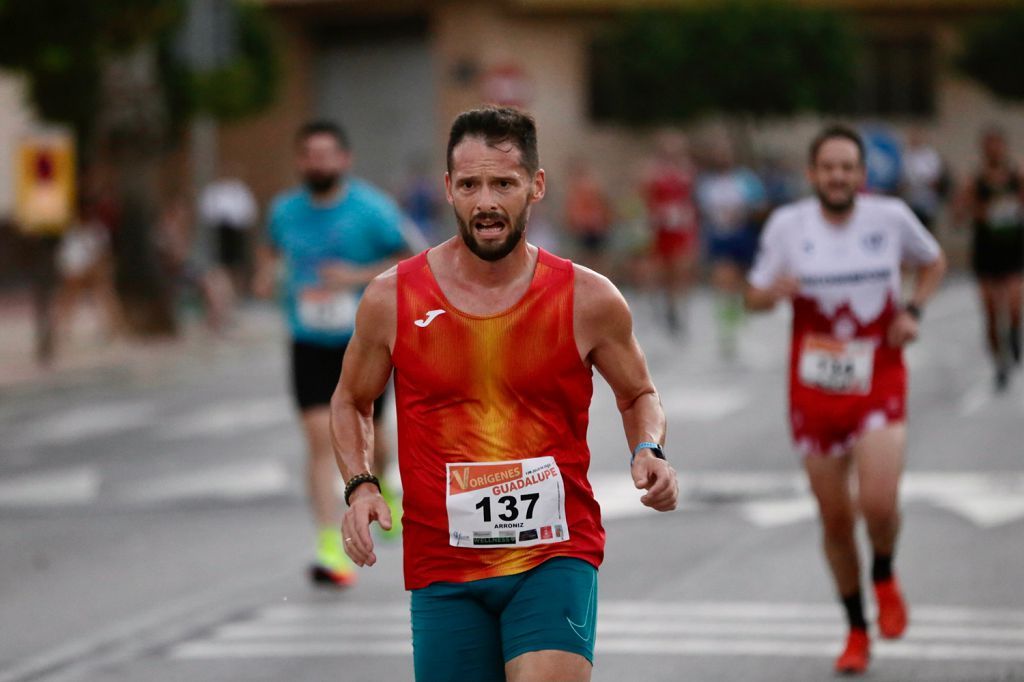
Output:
[268,179,408,346]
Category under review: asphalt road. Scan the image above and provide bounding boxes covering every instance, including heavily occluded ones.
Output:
[1,276,1022,682]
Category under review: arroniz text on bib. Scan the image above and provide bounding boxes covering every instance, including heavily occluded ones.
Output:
[446,456,569,549]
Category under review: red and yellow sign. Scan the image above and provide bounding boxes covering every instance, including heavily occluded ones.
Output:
[15,131,75,235]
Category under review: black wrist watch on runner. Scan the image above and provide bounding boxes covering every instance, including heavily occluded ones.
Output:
[631,441,666,465]
[904,302,923,321]
[344,472,381,506]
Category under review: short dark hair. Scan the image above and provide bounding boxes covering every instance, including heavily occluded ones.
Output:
[809,124,864,166]
[296,120,349,151]
[447,107,539,175]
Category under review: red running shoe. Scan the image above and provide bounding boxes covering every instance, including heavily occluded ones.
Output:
[835,628,870,675]
[874,577,908,639]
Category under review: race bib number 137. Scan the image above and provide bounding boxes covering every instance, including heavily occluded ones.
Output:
[446,456,569,549]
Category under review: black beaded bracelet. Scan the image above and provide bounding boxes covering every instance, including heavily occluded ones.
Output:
[344,472,381,506]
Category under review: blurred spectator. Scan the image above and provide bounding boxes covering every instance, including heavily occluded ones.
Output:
[400,156,445,246]
[158,193,233,333]
[956,126,1024,391]
[55,196,121,344]
[697,134,768,358]
[254,120,411,588]
[640,130,700,335]
[758,152,802,212]
[862,125,903,196]
[198,168,258,297]
[564,157,613,275]
[901,127,951,233]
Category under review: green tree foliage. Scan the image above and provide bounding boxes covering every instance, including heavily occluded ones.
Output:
[159,2,279,138]
[0,0,182,145]
[958,5,1024,101]
[0,0,279,145]
[592,1,860,124]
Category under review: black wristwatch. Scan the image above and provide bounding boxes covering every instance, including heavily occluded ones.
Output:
[904,302,922,321]
[631,441,666,465]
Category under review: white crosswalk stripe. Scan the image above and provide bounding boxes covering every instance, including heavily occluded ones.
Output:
[168,599,1024,663]
[2,464,1023,529]
[589,470,1024,527]
[157,398,293,440]
[13,401,157,448]
[0,466,100,507]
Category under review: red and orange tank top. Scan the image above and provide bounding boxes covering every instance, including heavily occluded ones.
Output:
[392,248,605,590]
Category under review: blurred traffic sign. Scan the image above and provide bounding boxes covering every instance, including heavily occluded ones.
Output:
[15,130,75,235]
[481,63,534,108]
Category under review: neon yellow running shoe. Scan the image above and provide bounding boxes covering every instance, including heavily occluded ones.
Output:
[310,526,356,588]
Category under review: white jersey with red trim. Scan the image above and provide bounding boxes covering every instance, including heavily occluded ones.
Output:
[750,195,940,397]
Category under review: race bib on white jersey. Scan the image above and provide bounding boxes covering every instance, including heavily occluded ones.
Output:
[446,457,569,549]
[298,288,357,331]
[798,335,875,395]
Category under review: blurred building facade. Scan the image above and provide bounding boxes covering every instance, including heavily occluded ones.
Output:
[4,0,1024,240]
[204,0,1022,235]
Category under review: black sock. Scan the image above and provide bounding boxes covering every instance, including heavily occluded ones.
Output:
[841,591,868,630]
[1010,325,1021,364]
[872,553,893,583]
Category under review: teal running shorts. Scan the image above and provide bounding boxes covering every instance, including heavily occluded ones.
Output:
[410,557,598,682]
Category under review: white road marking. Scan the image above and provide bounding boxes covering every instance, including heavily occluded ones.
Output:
[659,387,750,421]
[0,571,292,682]
[903,471,1024,528]
[14,402,156,447]
[591,470,1024,528]
[0,467,100,507]
[2,465,1021,529]
[171,641,412,658]
[169,599,1024,663]
[740,498,818,527]
[158,398,292,440]
[120,459,290,503]
[932,495,1024,528]
[599,638,1024,661]
[254,599,1024,626]
[213,620,1024,643]
[958,379,994,416]
[589,472,659,520]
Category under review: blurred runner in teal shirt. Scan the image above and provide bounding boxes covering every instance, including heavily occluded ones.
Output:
[255,120,411,587]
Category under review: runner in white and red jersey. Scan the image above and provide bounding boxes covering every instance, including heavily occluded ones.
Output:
[746,125,946,676]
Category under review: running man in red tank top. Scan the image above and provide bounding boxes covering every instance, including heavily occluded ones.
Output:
[330,107,678,682]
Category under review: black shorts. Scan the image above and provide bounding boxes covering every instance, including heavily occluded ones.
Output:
[972,228,1024,279]
[217,224,248,268]
[290,340,386,417]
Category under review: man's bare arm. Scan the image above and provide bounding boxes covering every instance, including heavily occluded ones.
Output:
[330,267,397,480]
[329,267,398,565]
[575,267,677,511]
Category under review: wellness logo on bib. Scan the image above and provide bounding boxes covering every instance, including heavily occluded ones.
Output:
[449,462,523,494]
